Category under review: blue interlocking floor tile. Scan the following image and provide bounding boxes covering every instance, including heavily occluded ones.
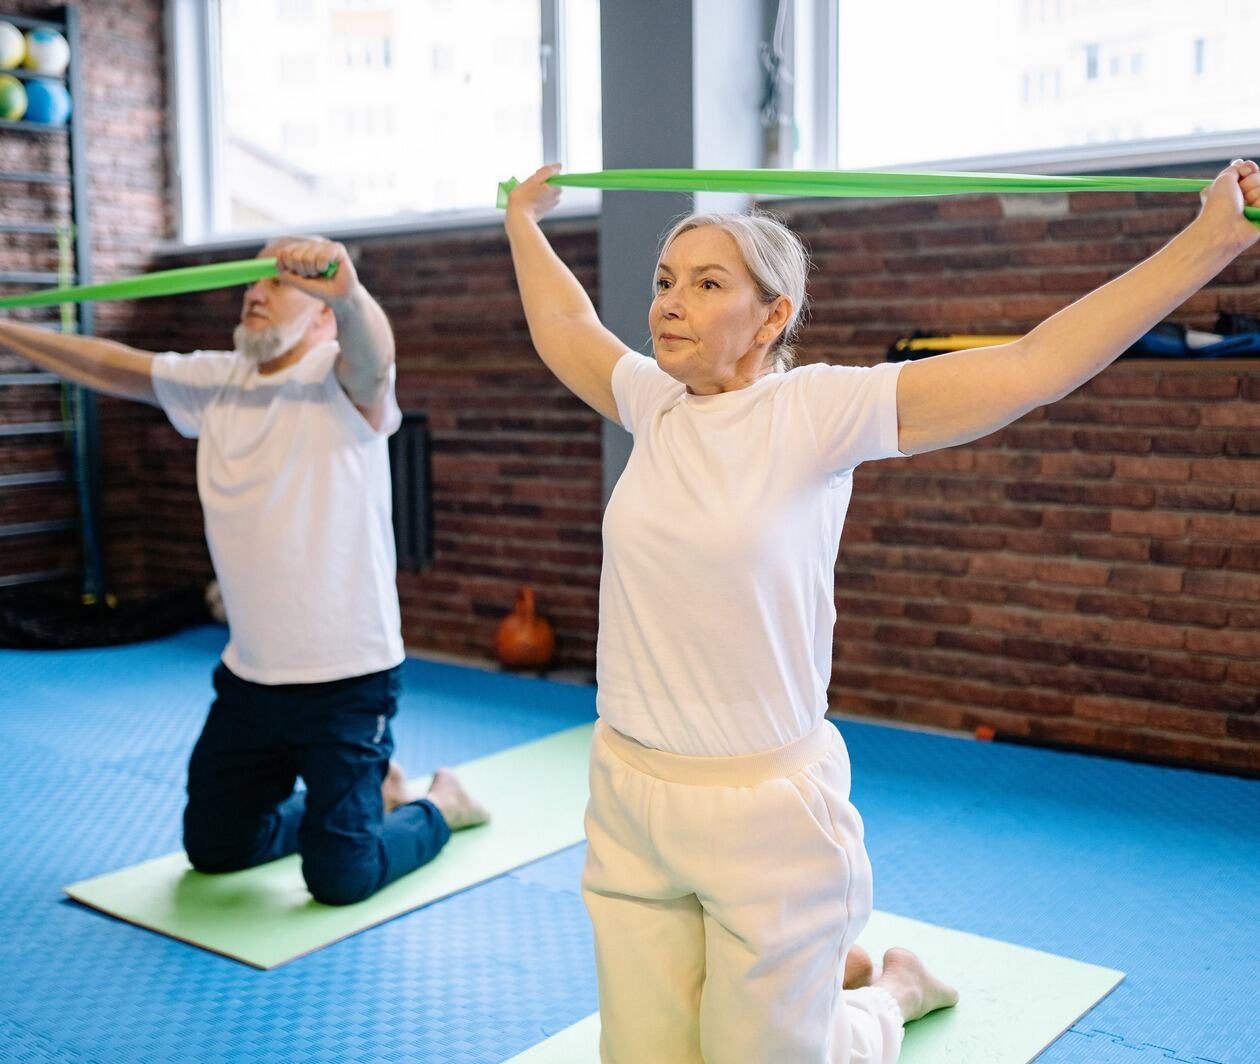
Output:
[0,876,595,1064]
[509,843,587,898]
[0,629,1256,1062]
[839,722,1259,1064]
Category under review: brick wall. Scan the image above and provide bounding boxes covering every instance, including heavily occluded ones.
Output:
[780,190,1260,771]
[0,0,169,593]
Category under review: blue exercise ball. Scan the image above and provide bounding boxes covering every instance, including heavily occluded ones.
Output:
[24,78,70,124]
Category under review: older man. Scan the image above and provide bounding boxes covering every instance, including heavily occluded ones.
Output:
[0,238,486,905]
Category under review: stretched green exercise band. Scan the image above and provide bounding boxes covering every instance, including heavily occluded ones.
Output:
[4,169,1253,310]
[494,167,1260,223]
[0,257,338,310]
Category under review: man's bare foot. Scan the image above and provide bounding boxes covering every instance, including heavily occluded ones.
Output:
[425,768,491,831]
[872,947,959,1022]
[381,760,415,814]
[843,944,874,989]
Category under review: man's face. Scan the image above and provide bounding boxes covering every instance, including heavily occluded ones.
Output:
[239,244,326,333]
[232,244,330,365]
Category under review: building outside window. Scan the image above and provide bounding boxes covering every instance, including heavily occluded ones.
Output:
[824,0,1258,171]
[173,0,601,242]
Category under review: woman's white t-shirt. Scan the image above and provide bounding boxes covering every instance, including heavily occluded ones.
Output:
[150,341,405,685]
[598,352,907,756]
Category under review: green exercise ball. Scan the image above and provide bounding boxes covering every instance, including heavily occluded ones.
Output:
[0,72,27,120]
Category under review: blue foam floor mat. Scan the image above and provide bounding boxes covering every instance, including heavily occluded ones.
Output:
[0,625,1256,1063]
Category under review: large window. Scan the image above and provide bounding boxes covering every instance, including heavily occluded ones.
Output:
[797,0,1260,172]
[170,0,600,244]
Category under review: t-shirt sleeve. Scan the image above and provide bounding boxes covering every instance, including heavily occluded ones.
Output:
[797,360,908,475]
[149,351,239,439]
[610,351,683,435]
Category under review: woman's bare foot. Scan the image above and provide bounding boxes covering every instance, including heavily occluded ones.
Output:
[872,947,959,1022]
[381,760,415,814]
[425,768,491,830]
[843,944,874,989]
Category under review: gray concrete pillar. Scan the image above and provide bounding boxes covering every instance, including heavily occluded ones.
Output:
[598,0,772,500]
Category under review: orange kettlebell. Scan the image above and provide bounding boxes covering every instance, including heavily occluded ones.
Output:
[495,586,555,669]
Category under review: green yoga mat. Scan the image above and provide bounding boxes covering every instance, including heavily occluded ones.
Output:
[64,723,593,969]
[495,166,1260,222]
[505,910,1124,1063]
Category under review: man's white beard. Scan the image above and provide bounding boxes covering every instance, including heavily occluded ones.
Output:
[233,306,319,366]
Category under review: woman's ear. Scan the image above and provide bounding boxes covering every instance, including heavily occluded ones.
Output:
[760,296,793,344]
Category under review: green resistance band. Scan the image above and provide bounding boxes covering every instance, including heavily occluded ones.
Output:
[495,167,1260,223]
[0,257,338,310]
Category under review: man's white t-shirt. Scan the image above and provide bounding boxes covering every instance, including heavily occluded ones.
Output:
[599,352,907,757]
[150,340,405,685]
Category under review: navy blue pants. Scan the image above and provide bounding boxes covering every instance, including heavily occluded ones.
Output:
[183,662,451,906]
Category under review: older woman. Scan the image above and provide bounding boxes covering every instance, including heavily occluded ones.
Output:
[503,160,1260,1063]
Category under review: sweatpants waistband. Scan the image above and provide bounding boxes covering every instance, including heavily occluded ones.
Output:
[595,719,838,787]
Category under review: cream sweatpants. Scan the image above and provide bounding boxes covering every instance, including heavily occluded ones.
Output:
[582,719,904,1064]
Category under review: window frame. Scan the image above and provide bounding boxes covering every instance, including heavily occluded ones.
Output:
[163,0,597,253]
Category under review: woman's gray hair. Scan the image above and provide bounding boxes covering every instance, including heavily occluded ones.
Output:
[656,211,810,371]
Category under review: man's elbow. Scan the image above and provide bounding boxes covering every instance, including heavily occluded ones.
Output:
[346,372,390,409]
[346,364,393,408]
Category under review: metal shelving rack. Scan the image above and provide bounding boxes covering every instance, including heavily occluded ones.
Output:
[0,3,105,600]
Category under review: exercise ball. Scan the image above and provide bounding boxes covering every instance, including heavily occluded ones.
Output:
[23,28,69,76]
[495,587,555,669]
[0,73,25,120]
[24,78,70,125]
[0,21,23,69]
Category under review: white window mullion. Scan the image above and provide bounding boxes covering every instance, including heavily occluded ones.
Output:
[812,0,838,169]
[202,0,227,237]
[540,0,566,165]
[165,0,221,243]
[787,0,838,170]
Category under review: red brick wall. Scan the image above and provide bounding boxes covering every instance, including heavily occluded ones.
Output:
[0,0,169,593]
[779,191,1260,772]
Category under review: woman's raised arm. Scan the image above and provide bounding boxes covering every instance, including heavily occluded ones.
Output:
[504,165,631,423]
[895,160,1260,456]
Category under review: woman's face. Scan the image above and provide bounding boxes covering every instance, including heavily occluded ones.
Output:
[649,226,790,394]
